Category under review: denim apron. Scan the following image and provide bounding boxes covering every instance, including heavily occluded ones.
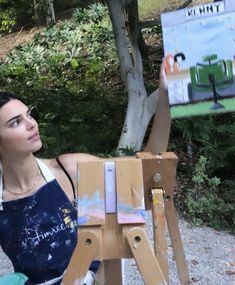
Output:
[0,159,77,285]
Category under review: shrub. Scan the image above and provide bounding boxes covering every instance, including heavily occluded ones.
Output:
[0,0,34,33]
[185,156,235,232]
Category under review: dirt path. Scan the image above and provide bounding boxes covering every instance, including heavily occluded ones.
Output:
[0,27,42,60]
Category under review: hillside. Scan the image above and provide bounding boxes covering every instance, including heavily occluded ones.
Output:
[0,27,41,59]
[0,0,212,60]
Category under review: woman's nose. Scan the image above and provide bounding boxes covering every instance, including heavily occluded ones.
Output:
[26,117,37,130]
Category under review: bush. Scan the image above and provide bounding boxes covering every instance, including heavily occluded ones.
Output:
[0,0,34,33]
[185,156,235,232]
[172,114,235,231]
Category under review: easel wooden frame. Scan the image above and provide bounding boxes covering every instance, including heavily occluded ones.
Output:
[62,152,190,285]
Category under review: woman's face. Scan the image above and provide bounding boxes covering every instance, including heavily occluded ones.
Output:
[0,99,42,157]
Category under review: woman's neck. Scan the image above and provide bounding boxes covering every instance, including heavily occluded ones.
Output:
[2,154,40,195]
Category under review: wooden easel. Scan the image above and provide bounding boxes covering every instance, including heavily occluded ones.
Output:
[62,152,190,285]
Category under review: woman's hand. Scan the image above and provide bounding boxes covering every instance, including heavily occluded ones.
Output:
[159,61,168,93]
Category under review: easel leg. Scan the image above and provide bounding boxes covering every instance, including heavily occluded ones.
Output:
[94,262,105,285]
[104,259,123,285]
[151,189,169,284]
[165,198,190,285]
[62,231,101,285]
[126,227,167,285]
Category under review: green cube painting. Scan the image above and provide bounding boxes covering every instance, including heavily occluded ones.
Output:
[161,0,235,118]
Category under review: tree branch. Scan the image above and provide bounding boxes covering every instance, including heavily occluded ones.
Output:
[139,18,160,29]
[107,0,133,85]
[126,0,143,73]
[177,0,193,10]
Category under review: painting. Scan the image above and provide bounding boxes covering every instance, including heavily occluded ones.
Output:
[161,0,235,118]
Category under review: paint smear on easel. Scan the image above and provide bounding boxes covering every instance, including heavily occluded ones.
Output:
[117,204,145,224]
[77,190,105,225]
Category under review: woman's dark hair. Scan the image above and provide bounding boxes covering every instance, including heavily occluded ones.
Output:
[0,92,19,109]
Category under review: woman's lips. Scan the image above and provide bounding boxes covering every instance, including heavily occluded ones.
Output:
[28,132,40,141]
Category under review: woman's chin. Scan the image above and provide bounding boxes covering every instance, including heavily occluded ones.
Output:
[32,140,43,153]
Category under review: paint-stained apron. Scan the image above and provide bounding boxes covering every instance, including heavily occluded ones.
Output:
[0,159,77,285]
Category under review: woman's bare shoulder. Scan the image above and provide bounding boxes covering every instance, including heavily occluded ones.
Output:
[42,153,101,171]
[59,153,101,163]
[39,153,100,164]
[37,154,101,178]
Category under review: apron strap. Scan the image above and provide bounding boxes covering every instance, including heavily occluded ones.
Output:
[36,158,55,182]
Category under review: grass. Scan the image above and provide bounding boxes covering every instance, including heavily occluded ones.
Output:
[138,0,215,20]
[138,0,169,20]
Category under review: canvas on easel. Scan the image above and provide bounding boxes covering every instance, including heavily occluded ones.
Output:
[161,0,235,118]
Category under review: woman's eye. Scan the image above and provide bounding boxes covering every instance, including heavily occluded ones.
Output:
[9,119,21,127]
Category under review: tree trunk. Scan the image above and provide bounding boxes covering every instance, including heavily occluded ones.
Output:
[126,0,148,58]
[45,0,56,26]
[33,0,45,26]
[107,0,159,154]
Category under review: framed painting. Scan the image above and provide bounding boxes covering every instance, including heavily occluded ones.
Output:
[161,0,235,118]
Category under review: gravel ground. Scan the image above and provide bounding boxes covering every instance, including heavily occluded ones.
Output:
[124,212,235,285]
[1,212,235,285]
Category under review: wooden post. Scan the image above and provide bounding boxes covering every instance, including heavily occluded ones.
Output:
[126,227,167,285]
[137,152,190,285]
[94,262,105,285]
[151,188,169,283]
[164,196,190,285]
[104,260,123,285]
[63,230,101,285]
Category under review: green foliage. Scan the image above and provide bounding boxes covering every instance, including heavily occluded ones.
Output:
[191,156,221,187]
[173,114,235,231]
[173,116,214,143]
[0,8,16,32]
[72,3,107,23]
[118,146,136,156]
[0,3,125,156]
[173,114,235,176]
[0,0,34,33]
[185,155,235,231]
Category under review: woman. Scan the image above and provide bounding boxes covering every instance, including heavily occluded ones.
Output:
[0,65,170,285]
[0,92,103,285]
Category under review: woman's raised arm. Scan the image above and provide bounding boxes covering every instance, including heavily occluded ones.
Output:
[144,63,171,155]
